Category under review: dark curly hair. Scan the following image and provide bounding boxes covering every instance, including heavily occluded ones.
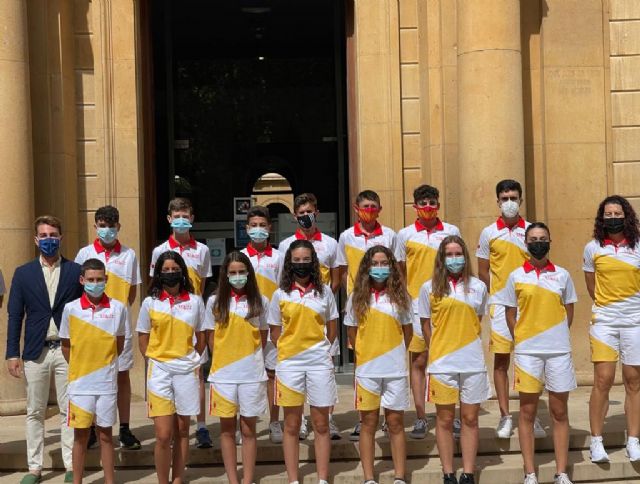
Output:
[148,251,195,298]
[279,239,324,296]
[593,195,640,247]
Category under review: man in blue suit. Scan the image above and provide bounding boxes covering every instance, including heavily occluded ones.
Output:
[6,215,83,484]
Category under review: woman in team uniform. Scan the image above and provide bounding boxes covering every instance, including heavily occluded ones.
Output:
[345,245,413,484]
[268,240,338,484]
[419,235,489,484]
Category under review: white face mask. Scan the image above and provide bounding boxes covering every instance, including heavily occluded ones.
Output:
[501,200,519,219]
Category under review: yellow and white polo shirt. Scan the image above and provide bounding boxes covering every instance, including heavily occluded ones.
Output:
[207,293,269,383]
[136,290,206,373]
[583,238,640,326]
[75,240,141,305]
[494,261,577,354]
[268,283,338,371]
[418,276,488,373]
[59,293,129,395]
[343,290,412,377]
[149,235,212,294]
[476,217,530,301]
[336,222,396,295]
[278,229,338,286]
[241,244,282,301]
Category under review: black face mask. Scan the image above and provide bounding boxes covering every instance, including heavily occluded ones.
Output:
[604,217,625,234]
[296,213,315,230]
[160,272,182,288]
[527,241,550,260]
[291,262,313,278]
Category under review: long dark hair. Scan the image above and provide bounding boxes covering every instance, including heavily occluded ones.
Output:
[431,235,474,299]
[148,251,195,298]
[213,251,263,325]
[280,239,324,295]
[593,195,640,247]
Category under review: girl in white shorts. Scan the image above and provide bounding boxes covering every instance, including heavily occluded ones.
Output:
[206,251,269,484]
[268,239,338,484]
[345,245,413,484]
[497,222,577,484]
[137,251,207,484]
[419,235,489,484]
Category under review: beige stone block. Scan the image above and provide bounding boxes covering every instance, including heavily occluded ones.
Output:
[610,0,640,20]
[520,0,542,70]
[77,140,97,175]
[113,60,138,130]
[401,98,420,134]
[356,1,390,56]
[442,144,460,224]
[541,0,604,67]
[78,173,106,211]
[611,56,640,90]
[400,29,419,63]
[74,34,95,70]
[33,153,53,216]
[612,127,640,162]
[524,144,546,221]
[544,143,607,220]
[76,105,96,140]
[114,196,143,254]
[399,0,418,28]
[440,0,457,67]
[458,0,521,53]
[74,0,93,33]
[26,0,47,74]
[610,21,640,55]
[49,73,77,155]
[403,167,422,203]
[359,123,391,187]
[404,204,416,226]
[613,162,640,197]
[400,64,420,98]
[29,74,51,152]
[114,129,141,197]
[543,67,606,144]
[358,55,391,124]
[403,134,421,169]
[425,0,442,67]
[628,197,640,217]
[523,68,543,146]
[75,70,95,103]
[427,68,443,142]
[442,65,457,144]
[112,0,136,61]
[429,144,444,189]
[612,92,640,126]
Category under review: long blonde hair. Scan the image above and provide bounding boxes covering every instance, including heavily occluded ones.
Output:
[431,235,474,299]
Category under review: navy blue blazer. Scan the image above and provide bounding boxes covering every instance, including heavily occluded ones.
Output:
[6,257,83,360]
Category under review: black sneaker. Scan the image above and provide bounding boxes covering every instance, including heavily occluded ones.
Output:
[443,473,458,484]
[119,427,141,450]
[459,473,475,484]
[195,427,213,449]
[349,422,361,442]
[87,426,98,449]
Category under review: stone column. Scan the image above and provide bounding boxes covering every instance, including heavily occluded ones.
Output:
[457,0,526,240]
[0,0,36,415]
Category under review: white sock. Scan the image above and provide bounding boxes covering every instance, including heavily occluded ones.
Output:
[628,436,639,444]
[591,434,603,442]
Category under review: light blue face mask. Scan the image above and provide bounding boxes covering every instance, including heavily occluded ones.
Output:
[170,217,192,234]
[247,227,269,242]
[84,281,106,298]
[445,256,465,274]
[228,274,248,289]
[369,266,391,282]
[97,227,118,244]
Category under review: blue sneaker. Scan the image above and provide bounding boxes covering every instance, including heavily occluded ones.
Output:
[195,427,212,448]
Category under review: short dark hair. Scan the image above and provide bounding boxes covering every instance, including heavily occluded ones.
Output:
[413,185,439,203]
[34,215,63,235]
[355,190,381,205]
[168,197,193,215]
[293,193,318,212]
[95,205,119,225]
[496,179,522,198]
[525,222,551,240]
[247,205,271,222]
[81,258,106,276]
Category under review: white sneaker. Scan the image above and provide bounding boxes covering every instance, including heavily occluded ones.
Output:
[269,421,283,444]
[533,417,547,439]
[329,416,341,440]
[590,435,610,463]
[553,473,573,484]
[523,473,538,484]
[299,416,309,440]
[496,415,513,438]
[626,436,640,461]
[453,418,461,439]
[318,480,329,484]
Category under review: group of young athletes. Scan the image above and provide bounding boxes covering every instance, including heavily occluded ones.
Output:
[57,178,640,484]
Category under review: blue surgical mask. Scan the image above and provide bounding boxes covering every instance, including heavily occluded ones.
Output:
[97,227,118,244]
[445,256,465,274]
[84,282,106,298]
[38,237,60,257]
[170,217,192,234]
[247,227,269,243]
[369,266,390,282]
[228,274,248,289]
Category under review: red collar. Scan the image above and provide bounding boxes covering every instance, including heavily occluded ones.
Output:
[246,243,273,257]
[370,287,386,302]
[294,228,322,241]
[168,234,196,250]
[496,217,526,230]
[159,289,190,305]
[523,260,556,274]
[415,218,444,233]
[354,222,383,237]
[448,275,461,289]
[604,238,628,247]
[291,282,314,296]
[230,289,245,303]
[80,292,110,310]
[93,238,121,255]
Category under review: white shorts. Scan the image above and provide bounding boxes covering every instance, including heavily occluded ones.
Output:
[209,381,267,418]
[514,353,577,394]
[275,369,338,408]
[427,372,492,405]
[117,337,134,372]
[146,360,200,417]
[264,341,278,370]
[355,376,409,411]
[590,325,640,365]
[488,304,514,354]
[68,393,117,429]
